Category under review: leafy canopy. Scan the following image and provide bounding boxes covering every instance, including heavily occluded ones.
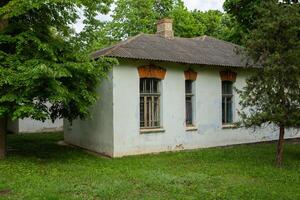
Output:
[99,0,238,45]
[0,0,117,123]
[236,0,300,129]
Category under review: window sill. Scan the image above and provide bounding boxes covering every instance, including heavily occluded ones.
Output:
[140,128,165,134]
[222,124,238,129]
[186,126,198,132]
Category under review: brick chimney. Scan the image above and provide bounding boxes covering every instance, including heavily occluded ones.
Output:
[156,18,174,39]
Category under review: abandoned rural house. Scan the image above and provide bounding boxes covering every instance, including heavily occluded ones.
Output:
[64,18,299,157]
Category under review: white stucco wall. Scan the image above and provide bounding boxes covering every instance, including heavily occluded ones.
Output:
[7,118,63,133]
[64,59,300,157]
[112,60,300,157]
[64,73,114,157]
[18,118,63,133]
[7,101,63,133]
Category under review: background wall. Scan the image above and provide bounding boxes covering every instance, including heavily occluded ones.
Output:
[112,60,300,157]
[18,118,63,133]
[7,118,63,133]
[7,102,64,133]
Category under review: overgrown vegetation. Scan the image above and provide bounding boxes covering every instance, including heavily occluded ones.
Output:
[1,133,300,199]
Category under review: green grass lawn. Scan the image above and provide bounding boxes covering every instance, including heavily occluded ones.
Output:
[0,133,300,200]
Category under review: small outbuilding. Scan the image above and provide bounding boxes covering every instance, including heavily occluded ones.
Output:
[8,118,63,133]
[64,19,299,157]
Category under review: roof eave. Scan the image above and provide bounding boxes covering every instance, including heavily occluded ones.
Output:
[99,55,252,69]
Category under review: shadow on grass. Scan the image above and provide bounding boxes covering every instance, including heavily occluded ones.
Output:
[284,145,300,162]
[6,132,87,163]
[5,132,300,169]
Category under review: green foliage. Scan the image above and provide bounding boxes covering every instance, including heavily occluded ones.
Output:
[223,0,262,30]
[1,132,300,199]
[237,1,300,129]
[223,0,263,45]
[189,10,240,42]
[224,0,300,45]
[0,0,117,122]
[101,0,239,43]
[109,0,184,40]
[170,5,207,37]
[154,0,182,18]
[110,0,155,40]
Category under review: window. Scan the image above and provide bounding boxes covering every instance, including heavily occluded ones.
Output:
[140,78,161,129]
[185,80,194,126]
[222,81,234,124]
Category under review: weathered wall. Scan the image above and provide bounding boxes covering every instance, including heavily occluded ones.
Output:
[7,118,63,133]
[64,73,114,157]
[7,102,63,133]
[18,118,63,133]
[112,60,300,157]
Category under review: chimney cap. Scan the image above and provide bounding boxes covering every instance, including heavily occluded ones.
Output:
[156,18,173,25]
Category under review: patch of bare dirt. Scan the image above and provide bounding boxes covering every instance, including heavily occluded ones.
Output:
[0,188,11,196]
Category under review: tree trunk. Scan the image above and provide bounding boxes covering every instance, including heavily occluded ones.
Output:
[0,19,8,30]
[275,125,285,167]
[0,118,7,159]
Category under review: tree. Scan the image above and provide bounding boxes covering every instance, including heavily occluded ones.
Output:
[107,0,238,42]
[169,5,206,37]
[109,0,185,40]
[109,0,156,40]
[236,0,300,167]
[189,10,240,43]
[154,0,181,19]
[0,0,117,158]
[223,0,263,45]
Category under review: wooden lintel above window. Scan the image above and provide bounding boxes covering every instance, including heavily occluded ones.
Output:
[219,70,237,82]
[184,69,197,80]
[138,65,166,80]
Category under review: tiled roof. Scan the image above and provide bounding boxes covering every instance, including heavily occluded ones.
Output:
[92,34,249,68]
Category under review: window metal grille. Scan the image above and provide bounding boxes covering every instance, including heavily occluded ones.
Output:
[185,80,194,126]
[140,78,161,129]
[222,81,233,124]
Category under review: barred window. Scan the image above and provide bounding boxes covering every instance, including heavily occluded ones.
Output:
[185,80,194,126]
[140,78,161,129]
[222,81,233,124]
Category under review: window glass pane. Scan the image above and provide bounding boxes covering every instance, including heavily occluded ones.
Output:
[222,81,233,95]
[140,79,144,93]
[185,80,194,126]
[186,96,193,125]
[222,97,226,124]
[222,81,233,124]
[185,80,193,93]
[152,79,158,93]
[140,97,144,127]
[146,96,150,126]
[140,78,159,93]
[222,96,233,124]
[146,79,150,93]
[226,97,233,123]
[154,96,160,126]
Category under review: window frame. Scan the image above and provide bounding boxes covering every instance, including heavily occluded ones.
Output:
[185,80,195,127]
[140,78,161,129]
[222,81,234,125]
